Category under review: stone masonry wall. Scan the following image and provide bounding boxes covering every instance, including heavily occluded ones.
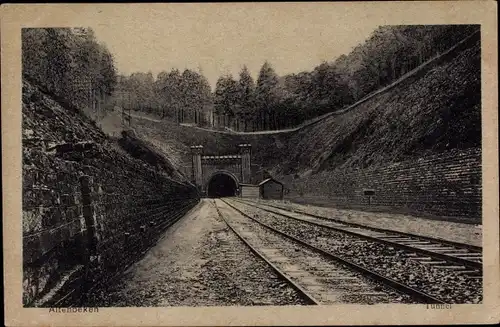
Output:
[22,81,200,307]
[289,148,481,221]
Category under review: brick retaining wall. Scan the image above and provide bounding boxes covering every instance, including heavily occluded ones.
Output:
[22,80,200,307]
[288,148,481,220]
[22,143,199,307]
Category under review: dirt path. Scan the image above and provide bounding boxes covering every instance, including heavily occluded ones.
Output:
[89,199,305,307]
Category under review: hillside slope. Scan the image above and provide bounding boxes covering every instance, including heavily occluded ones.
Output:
[122,110,287,175]
[270,33,482,220]
[119,32,482,220]
[127,32,480,179]
[275,32,480,176]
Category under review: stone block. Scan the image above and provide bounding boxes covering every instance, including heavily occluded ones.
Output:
[52,208,63,225]
[40,207,56,228]
[61,225,71,242]
[23,234,41,263]
[23,210,42,234]
[70,220,80,238]
[39,230,54,255]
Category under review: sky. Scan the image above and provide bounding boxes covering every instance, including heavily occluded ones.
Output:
[91,4,381,89]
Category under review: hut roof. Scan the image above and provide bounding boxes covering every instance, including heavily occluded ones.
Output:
[258,178,284,186]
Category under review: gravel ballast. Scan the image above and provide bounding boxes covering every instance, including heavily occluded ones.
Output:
[87,199,307,307]
[216,200,414,304]
[229,199,482,304]
[247,199,482,247]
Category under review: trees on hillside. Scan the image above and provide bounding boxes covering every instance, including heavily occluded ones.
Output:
[332,25,479,100]
[154,69,182,119]
[180,69,212,125]
[212,65,261,131]
[255,62,280,130]
[212,63,286,131]
[110,25,478,131]
[114,68,212,125]
[237,66,256,131]
[213,75,238,128]
[22,28,117,115]
[211,25,478,132]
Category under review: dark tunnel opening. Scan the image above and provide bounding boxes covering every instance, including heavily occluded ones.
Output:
[207,173,237,198]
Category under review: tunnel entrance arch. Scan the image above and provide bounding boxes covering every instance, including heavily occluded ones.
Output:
[190,144,252,196]
[206,171,240,198]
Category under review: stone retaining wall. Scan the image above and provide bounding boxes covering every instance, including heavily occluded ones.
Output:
[288,148,481,220]
[23,142,199,307]
[22,81,200,307]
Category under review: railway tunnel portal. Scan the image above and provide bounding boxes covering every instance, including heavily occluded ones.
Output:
[190,144,252,197]
[206,171,239,198]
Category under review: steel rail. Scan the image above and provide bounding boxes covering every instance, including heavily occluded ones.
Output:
[234,199,482,271]
[221,199,445,304]
[213,201,320,305]
[237,198,482,252]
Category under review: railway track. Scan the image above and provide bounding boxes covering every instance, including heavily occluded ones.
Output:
[215,199,444,304]
[233,198,482,277]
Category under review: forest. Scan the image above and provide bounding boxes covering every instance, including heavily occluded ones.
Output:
[113,69,213,125]
[22,28,117,118]
[111,25,479,132]
[22,25,479,132]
